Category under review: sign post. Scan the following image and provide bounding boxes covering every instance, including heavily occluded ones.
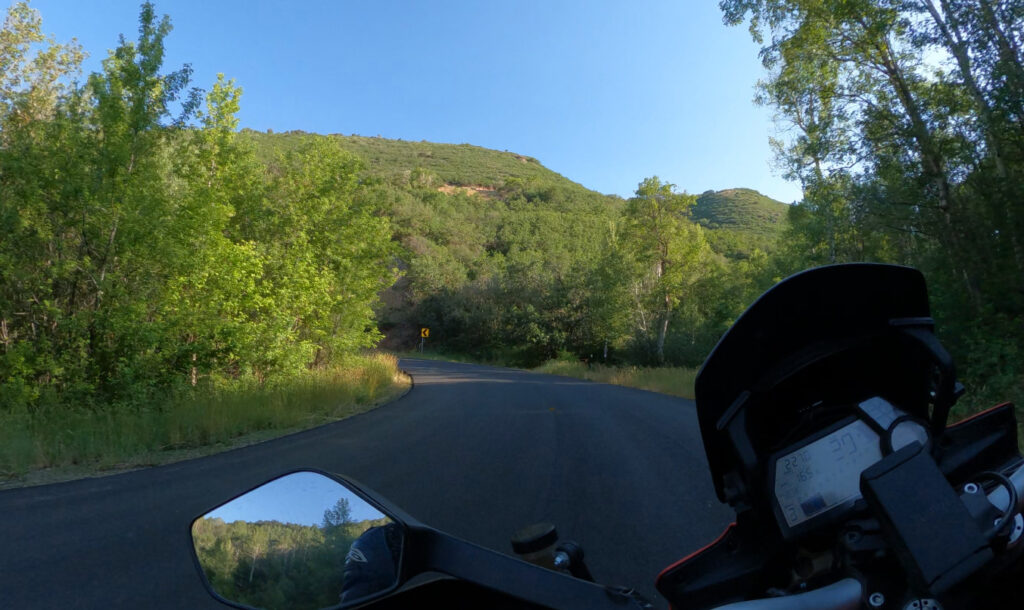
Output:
[420,327,429,353]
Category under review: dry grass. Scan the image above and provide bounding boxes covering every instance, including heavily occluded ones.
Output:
[0,353,409,485]
[534,360,697,399]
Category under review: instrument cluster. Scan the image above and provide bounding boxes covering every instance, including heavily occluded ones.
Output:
[769,397,930,539]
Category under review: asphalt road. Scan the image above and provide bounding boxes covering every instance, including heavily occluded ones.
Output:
[0,359,733,609]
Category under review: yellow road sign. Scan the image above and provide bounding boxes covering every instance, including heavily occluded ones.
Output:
[420,327,430,338]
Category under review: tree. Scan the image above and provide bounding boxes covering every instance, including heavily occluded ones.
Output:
[0,1,202,405]
[722,0,1024,297]
[623,177,713,363]
[0,3,398,410]
[0,1,84,128]
[160,74,266,386]
[720,0,1024,412]
[0,2,86,407]
[580,221,636,361]
[321,498,353,529]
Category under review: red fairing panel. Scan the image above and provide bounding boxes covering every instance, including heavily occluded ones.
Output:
[657,523,736,586]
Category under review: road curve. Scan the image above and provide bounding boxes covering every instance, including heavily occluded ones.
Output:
[0,359,732,609]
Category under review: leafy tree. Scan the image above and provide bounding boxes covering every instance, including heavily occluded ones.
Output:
[0,1,84,126]
[720,0,1024,412]
[192,517,350,610]
[579,222,636,361]
[0,3,397,411]
[321,498,353,529]
[0,1,202,405]
[623,177,714,363]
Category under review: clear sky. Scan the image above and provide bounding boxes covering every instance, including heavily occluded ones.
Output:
[206,471,389,526]
[19,0,803,203]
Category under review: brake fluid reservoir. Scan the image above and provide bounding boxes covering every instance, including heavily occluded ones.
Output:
[511,522,559,570]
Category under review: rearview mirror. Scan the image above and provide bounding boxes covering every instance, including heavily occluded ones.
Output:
[191,471,403,609]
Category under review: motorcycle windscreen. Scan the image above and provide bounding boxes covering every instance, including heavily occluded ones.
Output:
[694,263,932,503]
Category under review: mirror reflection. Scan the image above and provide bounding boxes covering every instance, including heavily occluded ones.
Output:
[191,471,402,610]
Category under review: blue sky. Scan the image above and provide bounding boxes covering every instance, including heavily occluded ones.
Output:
[20,0,803,203]
[206,471,389,526]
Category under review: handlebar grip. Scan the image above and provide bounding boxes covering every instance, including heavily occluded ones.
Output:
[986,463,1024,514]
[709,578,862,610]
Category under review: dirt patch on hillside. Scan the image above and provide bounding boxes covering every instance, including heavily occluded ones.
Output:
[438,183,498,199]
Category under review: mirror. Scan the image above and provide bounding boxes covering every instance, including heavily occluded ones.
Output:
[191,471,403,610]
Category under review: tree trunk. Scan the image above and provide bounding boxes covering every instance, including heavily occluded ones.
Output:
[869,32,984,307]
[654,258,668,363]
[656,313,669,364]
[656,293,670,364]
[928,0,1007,176]
[810,159,837,263]
[927,0,1024,282]
[978,0,1024,103]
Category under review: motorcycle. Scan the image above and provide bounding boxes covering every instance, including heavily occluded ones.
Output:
[188,264,1023,609]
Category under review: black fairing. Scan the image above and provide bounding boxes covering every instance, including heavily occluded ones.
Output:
[695,264,955,504]
[661,264,1022,610]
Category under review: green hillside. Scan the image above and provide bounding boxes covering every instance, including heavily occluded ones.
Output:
[693,188,789,235]
[691,188,789,258]
[243,130,789,240]
[241,130,604,197]
[235,131,785,364]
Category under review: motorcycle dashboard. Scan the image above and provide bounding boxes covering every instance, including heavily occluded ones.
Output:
[771,417,882,532]
[767,398,931,540]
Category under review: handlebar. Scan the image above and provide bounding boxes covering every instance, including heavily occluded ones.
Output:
[985,460,1024,514]
[708,459,1024,610]
[710,578,862,610]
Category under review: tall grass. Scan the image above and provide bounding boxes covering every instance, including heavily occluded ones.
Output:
[533,360,698,400]
[0,353,408,481]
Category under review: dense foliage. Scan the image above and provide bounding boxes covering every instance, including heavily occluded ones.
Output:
[240,130,781,368]
[193,517,348,609]
[721,0,1024,413]
[693,188,790,234]
[246,130,578,192]
[693,188,790,258]
[193,504,391,610]
[4,0,1015,433]
[0,3,396,411]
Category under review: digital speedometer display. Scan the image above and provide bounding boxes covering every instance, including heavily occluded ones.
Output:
[774,420,882,528]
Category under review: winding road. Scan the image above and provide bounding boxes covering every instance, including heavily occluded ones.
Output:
[0,359,732,609]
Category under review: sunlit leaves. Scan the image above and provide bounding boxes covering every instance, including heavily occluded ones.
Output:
[0,3,396,409]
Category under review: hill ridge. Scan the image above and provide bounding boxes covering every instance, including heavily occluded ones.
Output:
[241,129,788,237]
